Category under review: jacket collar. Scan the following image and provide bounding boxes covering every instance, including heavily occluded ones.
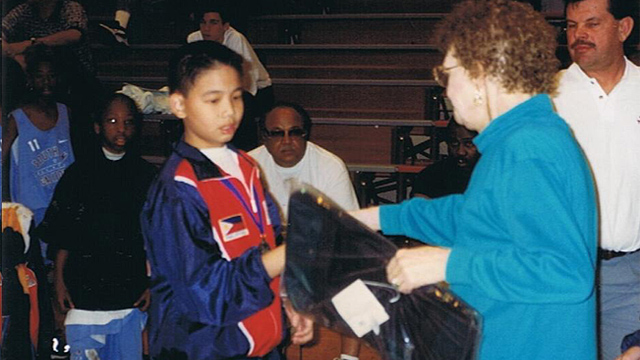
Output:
[174,138,253,181]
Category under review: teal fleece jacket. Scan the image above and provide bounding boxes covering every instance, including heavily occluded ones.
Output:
[381,95,597,359]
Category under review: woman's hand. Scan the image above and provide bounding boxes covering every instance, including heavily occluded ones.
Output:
[283,300,314,345]
[386,246,451,294]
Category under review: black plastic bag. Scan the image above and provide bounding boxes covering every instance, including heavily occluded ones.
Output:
[284,186,481,360]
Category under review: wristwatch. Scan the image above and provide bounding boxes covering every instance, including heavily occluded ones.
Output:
[30,37,37,45]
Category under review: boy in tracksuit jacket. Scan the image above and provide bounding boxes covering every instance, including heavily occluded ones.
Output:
[140,42,313,360]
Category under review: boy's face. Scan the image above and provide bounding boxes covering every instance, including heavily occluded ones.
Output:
[170,65,244,149]
[94,99,137,154]
[200,12,229,43]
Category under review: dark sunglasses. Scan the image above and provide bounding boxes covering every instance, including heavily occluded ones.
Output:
[263,127,307,139]
[432,64,460,88]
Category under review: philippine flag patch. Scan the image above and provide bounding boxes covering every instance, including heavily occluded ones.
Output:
[219,214,250,242]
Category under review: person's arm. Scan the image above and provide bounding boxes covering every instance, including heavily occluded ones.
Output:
[1,38,30,58]
[261,245,285,279]
[445,156,595,304]
[141,181,281,326]
[54,249,75,311]
[224,29,269,94]
[2,114,17,201]
[2,5,26,59]
[378,135,596,304]
[324,158,360,211]
[35,29,82,47]
[349,206,381,231]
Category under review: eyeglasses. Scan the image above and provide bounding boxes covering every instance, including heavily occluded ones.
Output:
[263,127,308,139]
[433,64,460,88]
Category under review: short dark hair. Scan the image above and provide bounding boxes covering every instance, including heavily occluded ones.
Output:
[168,41,244,95]
[259,101,313,139]
[94,93,143,151]
[564,0,638,20]
[24,44,60,75]
[94,93,142,127]
[194,1,230,24]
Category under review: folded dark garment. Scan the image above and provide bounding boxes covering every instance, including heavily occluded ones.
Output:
[285,186,481,360]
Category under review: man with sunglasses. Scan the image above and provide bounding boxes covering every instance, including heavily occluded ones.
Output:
[249,101,361,359]
[249,102,359,220]
[554,0,639,358]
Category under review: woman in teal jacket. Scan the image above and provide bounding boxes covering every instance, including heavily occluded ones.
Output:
[351,1,597,359]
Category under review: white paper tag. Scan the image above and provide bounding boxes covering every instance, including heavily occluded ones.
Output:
[331,279,390,337]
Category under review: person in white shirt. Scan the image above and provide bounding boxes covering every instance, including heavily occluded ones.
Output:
[554,0,639,358]
[186,3,271,102]
[249,102,362,360]
[249,102,359,218]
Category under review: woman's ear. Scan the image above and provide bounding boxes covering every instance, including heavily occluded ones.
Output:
[93,122,101,135]
[169,92,187,119]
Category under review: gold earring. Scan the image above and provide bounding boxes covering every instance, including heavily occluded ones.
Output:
[473,90,483,106]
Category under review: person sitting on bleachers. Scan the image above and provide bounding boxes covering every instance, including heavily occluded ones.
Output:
[186,2,272,105]
[248,101,362,360]
[411,120,479,199]
[250,101,359,218]
[2,0,93,75]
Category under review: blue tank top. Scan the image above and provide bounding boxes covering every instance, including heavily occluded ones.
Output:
[10,103,75,225]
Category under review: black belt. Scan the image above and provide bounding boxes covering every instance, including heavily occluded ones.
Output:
[598,248,640,260]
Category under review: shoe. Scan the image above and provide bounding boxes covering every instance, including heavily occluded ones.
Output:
[98,21,129,47]
[51,336,70,359]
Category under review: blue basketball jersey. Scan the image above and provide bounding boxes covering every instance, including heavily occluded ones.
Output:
[10,103,75,225]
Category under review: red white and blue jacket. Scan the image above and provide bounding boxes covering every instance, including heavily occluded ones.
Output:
[141,140,284,360]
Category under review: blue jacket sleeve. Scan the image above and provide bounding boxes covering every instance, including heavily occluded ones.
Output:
[142,180,275,327]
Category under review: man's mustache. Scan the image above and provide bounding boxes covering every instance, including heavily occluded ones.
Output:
[571,40,596,49]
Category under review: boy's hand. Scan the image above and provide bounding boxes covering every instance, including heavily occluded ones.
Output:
[55,279,74,312]
[134,289,151,312]
[283,300,314,345]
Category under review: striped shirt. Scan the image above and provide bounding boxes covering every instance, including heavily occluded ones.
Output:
[2,0,94,74]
